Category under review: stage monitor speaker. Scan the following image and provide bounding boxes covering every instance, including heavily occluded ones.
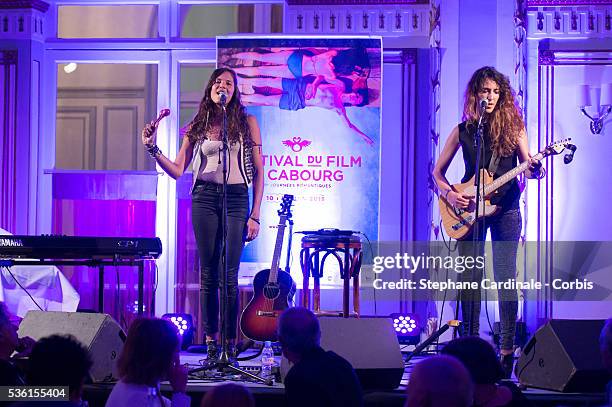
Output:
[18,311,126,383]
[516,319,609,392]
[319,316,404,390]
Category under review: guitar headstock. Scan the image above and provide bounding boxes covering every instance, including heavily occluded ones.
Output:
[278,194,294,219]
[542,138,573,157]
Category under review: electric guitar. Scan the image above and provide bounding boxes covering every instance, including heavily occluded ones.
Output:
[240,194,296,342]
[439,139,573,240]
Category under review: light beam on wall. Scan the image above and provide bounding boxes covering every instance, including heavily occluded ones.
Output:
[63,63,78,74]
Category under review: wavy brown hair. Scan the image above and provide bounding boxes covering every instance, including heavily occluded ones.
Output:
[463,66,524,157]
[186,68,252,147]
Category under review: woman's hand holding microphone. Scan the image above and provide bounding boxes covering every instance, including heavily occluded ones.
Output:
[142,108,170,158]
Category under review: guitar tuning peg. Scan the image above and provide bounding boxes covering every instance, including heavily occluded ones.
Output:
[564,144,576,164]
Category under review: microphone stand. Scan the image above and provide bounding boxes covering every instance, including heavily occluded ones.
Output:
[410,102,488,354]
[195,95,272,385]
[466,102,487,337]
[218,95,231,366]
[405,320,462,363]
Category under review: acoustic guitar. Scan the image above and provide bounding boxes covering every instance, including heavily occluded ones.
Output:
[439,139,573,240]
[240,194,296,342]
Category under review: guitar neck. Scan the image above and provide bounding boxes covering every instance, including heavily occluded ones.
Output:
[483,151,545,196]
[268,215,287,282]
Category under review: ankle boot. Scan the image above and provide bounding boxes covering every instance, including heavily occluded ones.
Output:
[226,342,239,367]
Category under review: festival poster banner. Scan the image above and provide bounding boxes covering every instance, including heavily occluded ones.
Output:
[217,36,382,285]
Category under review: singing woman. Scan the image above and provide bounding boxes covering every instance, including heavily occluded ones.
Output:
[141,68,264,361]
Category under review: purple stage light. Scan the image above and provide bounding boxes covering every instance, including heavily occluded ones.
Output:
[390,313,420,345]
[162,313,194,349]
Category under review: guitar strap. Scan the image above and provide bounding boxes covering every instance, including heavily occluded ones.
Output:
[488,150,500,175]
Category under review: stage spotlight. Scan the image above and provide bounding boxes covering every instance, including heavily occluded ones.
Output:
[390,313,420,345]
[162,313,194,350]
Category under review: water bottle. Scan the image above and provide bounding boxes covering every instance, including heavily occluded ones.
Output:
[260,341,275,380]
[145,386,158,407]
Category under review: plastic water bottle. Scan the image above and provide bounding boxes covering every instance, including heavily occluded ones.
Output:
[260,341,275,380]
[146,386,158,407]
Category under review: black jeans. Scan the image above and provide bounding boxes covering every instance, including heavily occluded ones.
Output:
[457,208,521,350]
[192,182,249,339]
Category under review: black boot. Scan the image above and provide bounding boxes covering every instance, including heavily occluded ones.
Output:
[205,340,218,363]
[500,353,514,379]
[226,341,239,367]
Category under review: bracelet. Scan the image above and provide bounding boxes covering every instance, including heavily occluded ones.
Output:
[249,217,260,224]
[146,144,161,158]
[443,189,451,199]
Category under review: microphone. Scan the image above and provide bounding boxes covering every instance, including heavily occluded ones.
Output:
[564,144,577,164]
[218,90,228,106]
[151,108,170,129]
[479,99,488,112]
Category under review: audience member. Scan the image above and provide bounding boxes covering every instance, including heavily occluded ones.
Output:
[442,336,532,407]
[0,302,34,385]
[200,383,254,407]
[105,318,190,407]
[600,318,612,407]
[278,307,363,407]
[22,334,93,406]
[405,355,473,407]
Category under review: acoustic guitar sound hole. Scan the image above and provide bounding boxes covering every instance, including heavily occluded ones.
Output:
[263,283,281,300]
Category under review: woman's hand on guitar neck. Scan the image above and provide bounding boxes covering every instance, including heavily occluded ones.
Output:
[447,190,470,209]
[527,157,545,179]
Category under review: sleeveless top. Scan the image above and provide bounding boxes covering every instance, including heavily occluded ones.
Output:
[189,114,254,195]
[193,140,245,185]
[458,121,521,211]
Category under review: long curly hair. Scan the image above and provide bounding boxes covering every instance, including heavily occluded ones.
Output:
[186,68,252,146]
[462,66,523,157]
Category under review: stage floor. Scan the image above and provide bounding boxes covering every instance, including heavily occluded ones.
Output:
[82,350,607,407]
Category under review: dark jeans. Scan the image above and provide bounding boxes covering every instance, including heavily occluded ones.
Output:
[192,182,249,339]
[457,208,521,350]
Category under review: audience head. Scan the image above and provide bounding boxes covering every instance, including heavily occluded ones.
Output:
[200,383,255,407]
[441,336,505,384]
[405,355,473,407]
[118,317,180,386]
[600,318,612,373]
[278,307,320,362]
[27,334,92,401]
[0,302,18,359]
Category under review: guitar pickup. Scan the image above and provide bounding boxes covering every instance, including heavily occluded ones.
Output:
[257,311,278,317]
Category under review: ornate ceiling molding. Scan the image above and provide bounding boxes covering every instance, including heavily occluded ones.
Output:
[538,49,612,65]
[527,6,612,37]
[0,1,49,13]
[528,0,612,6]
[285,4,430,36]
[288,0,428,4]
[0,50,18,64]
[539,49,556,66]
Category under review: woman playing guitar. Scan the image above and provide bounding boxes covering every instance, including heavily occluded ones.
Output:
[432,66,545,378]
